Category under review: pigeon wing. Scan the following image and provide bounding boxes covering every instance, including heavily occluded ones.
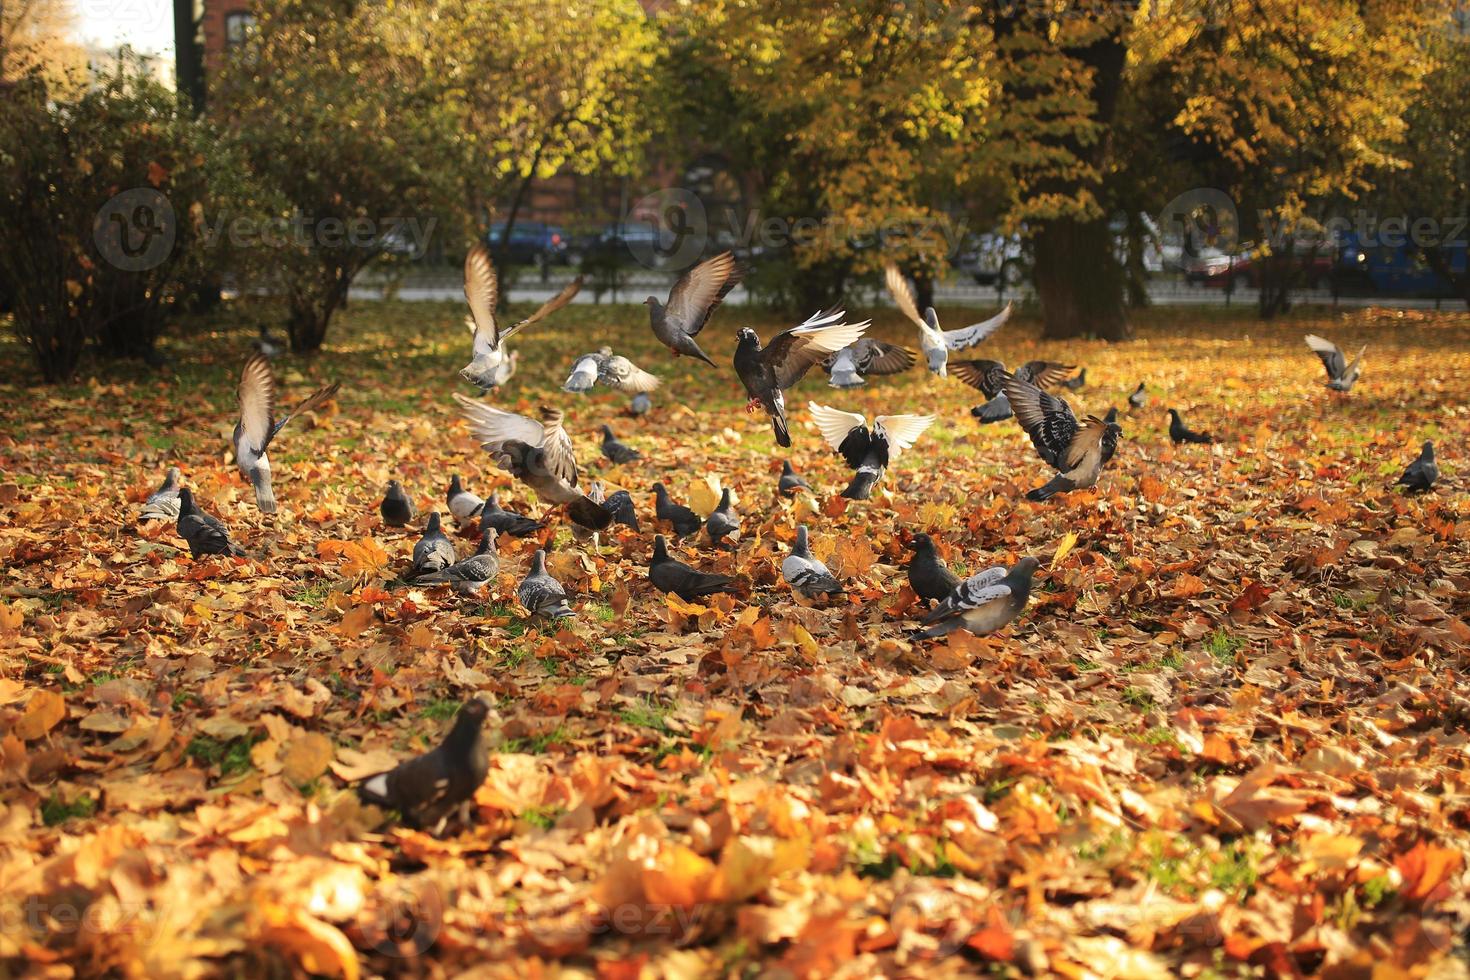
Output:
[764,317,870,390]
[454,393,546,451]
[942,302,1012,351]
[237,354,276,454]
[808,402,869,454]
[1304,334,1345,380]
[949,359,1008,398]
[464,241,501,352]
[1004,372,1078,468]
[873,414,937,461]
[664,251,739,338]
[502,275,582,343]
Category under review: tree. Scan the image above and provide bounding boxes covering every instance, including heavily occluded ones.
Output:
[1,0,85,85]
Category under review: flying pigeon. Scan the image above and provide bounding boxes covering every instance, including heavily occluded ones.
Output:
[600,425,642,464]
[649,535,735,601]
[906,532,960,603]
[1061,368,1087,391]
[252,325,283,359]
[653,482,703,538]
[478,492,544,537]
[952,359,1075,423]
[414,526,500,595]
[704,488,739,547]
[460,241,582,391]
[1395,440,1438,493]
[782,525,843,598]
[356,697,491,834]
[912,557,1041,640]
[1304,334,1366,391]
[603,489,639,531]
[808,402,937,500]
[410,512,456,578]
[645,251,742,366]
[233,354,340,514]
[1002,372,1122,502]
[490,441,611,531]
[1167,409,1214,445]
[139,466,182,522]
[629,392,652,417]
[445,475,486,526]
[518,549,575,619]
[822,338,917,389]
[380,480,416,526]
[970,392,1013,425]
[733,312,870,447]
[454,396,580,489]
[778,460,811,496]
[176,488,245,558]
[563,347,661,394]
[885,263,1012,376]
[1128,383,1148,409]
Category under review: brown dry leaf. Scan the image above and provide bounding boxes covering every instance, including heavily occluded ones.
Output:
[14,689,66,740]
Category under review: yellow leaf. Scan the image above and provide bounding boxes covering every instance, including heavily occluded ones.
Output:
[15,690,66,740]
[1052,532,1079,566]
[338,603,375,638]
[281,733,334,785]
[339,538,389,580]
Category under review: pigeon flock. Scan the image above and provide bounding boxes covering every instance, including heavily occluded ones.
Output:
[132,247,1439,834]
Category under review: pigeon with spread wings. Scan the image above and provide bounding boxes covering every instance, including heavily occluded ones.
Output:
[645,251,742,366]
[461,241,582,391]
[1002,372,1122,502]
[233,354,339,515]
[822,338,917,389]
[1304,334,1366,392]
[808,402,937,500]
[885,262,1011,377]
[563,347,662,394]
[734,311,870,447]
[951,358,1076,422]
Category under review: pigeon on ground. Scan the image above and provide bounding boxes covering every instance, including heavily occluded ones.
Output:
[1167,409,1214,445]
[445,475,486,526]
[139,466,182,521]
[822,338,917,389]
[1304,334,1366,392]
[629,392,652,417]
[782,525,843,598]
[478,492,544,537]
[704,488,739,546]
[1128,383,1147,409]
[252,325,283,359]
[1102,407,1119,426]
[490,441,611,531]
[411,512,456,578]
[649,535,735,601]
[233,354,340,514]
[176,488,244,558]
[733,312,870,447]
[1395,440,1438,493]
[600,425,642,464]
[808,403,937,500]
[778,460,810,496]
[454,396,580,488]
[653,482,703,538]
[414,527,500,595]
[461,241,582,391]
[1061,368,1087,391]
[885,263,1012,377]
[603,489,639,530]
[645,251,742,366]
[906,532,960,603]
[518,549,575,619]
[380,480,416,525]
[912,557,1041,640]
[953,359,1075,423]
[356,697,492,834]
[1002,372,1122,502]
[563,348,661,394]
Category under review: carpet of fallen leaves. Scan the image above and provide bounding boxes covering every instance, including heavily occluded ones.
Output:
[1,299,1469,979]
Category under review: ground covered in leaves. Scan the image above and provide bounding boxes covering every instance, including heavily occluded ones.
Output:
[2,299,1469,978]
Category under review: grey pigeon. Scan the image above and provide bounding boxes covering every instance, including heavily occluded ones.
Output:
[734,312,869,447]
[491,441,611,531]
[411,512,456,578]
[604,489,639,531]
[176,488,244,558]
[629,392,652,417]
[886,262,1012,376]
[1395,440,1438,493]
[1305,334,1366,391]
[808,403,936,500]
[970,392,1013,424]
[1003,372,1122,502]
[645,251,742,366]
[653,482,702,538]
[601,425,641,464]
[906,532,959,603]
[356,697,491,834]
[778,460,810,496]
[649,535,735,601]
[782,525,843,598]
[380,480,416,525]
[1128,383,1147,409]
[139,466,182,522]
[461,241,581,390]
[518,549,575,619]
[1061,367,1087,391]
[454,397,580,490]
[446,474,485,526]
[1167,409,1214,445]
[479,492,544,537]
[414,527,500,595]
[823,338,916,389]
[232,353,340,514]
[704,488,739,546]
[912,557,1041,640]
[252,325,283,359]
[563,347,661,394]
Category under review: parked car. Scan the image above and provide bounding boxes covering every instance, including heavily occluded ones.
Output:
[1193,243,1332,288]
[578,222,685,268]
[957,232,1027,286]
[485,221,570,266]
[1332,231,1466,297]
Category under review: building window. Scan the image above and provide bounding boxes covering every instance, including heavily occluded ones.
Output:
[225,12,256,48]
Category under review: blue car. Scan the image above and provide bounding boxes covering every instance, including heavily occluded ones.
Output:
[485,221,570,266]
[1334,230,1466,297]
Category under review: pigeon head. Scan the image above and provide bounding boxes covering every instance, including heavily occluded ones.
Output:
[735,327,759,347]
[602,425,615,439]
[478,527,499,552]
[781,460,795,475]
[459,697,491,725]
[1014,556,1042,580]
[642,296,659,309]
[177,487,198,515]
[387,480,402,492]
[909,532,935,553]
[425,511,442,533]
[652,482,669,499]
[651,534,670,561]
[530,549,548,574]
[795,525,809,551]
[1106,420,1124,439]
[449,475,463,494]
[1422,440,1435,457]
[1167,409,1181,420]
[165,466,182,485]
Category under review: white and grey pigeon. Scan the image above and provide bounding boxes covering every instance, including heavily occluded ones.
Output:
[252,325,283,359]
[733,311,870,447]
[445,474,486,526]
[461,241,582,391]
[912,557,1041,640]
[356,697,491,834]
[822,338,917,389]
[139,466,183,521]
[645,251,742,366]
[410,512,456,578]
[782,525,843,598]
[808,402,936,500]
[885,262,1012,377]
[1304,334,1366,392]
[518,549,575,620]
[563,347,661,394]
[232,353,340,515]
[629,392,652,417]
[414,526,499,595]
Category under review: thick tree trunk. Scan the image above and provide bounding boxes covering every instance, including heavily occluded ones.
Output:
[287,259,357,352]
[1420,245,1470,308]
[913,274,935,313]
[1035,218,1131,340]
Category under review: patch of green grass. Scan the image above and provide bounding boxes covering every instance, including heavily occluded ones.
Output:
[591,603,618,623]
[292,582,332,608]
[1333,592,1371,611]
[520,805,565,830]
[618,697,672,733]
[1209,841,1260,895]
[1205,628,1244,663]
[1141,726,1187,751]
[1359,873,1394,908]
[1077,829,1130,862]
[503,724,569,755]
[186,734,261,778]
[41,792,96,826]
[1121,686,1155,710]
[417,698,460,721]
[498,647,531,669]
